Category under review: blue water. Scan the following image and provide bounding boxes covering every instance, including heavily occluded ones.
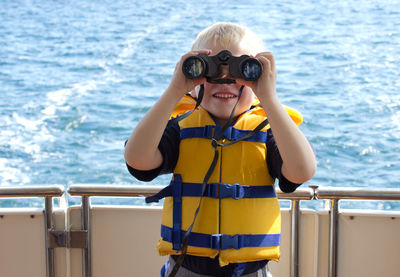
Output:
[1,0,399,209]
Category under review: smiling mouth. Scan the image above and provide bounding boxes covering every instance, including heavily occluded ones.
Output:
[213,93,237,99]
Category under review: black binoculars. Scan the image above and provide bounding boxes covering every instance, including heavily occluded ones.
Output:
[182,50,263,82]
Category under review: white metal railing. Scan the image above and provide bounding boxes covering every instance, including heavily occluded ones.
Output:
[0,185,64,277]
[1,184,400,277]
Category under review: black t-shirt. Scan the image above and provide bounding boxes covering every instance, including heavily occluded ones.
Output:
[127,119,300,193]
[126,119,302,275]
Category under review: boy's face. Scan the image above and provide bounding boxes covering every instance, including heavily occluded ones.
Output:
[193,42,256,126]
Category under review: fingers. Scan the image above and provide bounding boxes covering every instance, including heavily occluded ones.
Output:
[183,49,211,59]
[235,78,253,88]
[193,76,207,87]
[256,52,275,73]
[195,49,212,54]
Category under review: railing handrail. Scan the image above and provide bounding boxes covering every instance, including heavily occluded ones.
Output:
[68,184,164,197]
[316,187,400,200]
[68,184,314,199]
[67,184,400,201]
[0,185,65,198]
[2,184,400,201]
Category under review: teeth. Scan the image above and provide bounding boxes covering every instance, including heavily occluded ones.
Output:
[214,94,235,98]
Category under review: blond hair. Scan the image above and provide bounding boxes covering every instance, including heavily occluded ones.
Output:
[191,22,264,55]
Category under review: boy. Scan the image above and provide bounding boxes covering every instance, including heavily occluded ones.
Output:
[125,22,316,276]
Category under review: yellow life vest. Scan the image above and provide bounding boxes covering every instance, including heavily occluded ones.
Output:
[149,96,302,267]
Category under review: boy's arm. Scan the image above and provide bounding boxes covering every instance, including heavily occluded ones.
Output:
[125,119,180,181]
[267,135,303,193]
[124,50,209,171]
[124,87,183,170]
[260,94,316,184]
[239,52,317,184]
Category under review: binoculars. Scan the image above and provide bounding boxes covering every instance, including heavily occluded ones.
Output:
[182,50,263,81]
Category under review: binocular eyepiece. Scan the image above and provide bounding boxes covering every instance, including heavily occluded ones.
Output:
[182,50,263,82]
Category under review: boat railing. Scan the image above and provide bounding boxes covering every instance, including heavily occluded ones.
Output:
[1,184,400,277]
[0,185,64,277]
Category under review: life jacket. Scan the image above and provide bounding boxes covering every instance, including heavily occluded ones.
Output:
[148,95,302,267]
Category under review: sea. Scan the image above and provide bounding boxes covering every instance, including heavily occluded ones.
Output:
[1,0,399,210]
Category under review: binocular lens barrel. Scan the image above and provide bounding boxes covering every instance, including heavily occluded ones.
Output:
[241,59,262,81]
[182,56,205,79]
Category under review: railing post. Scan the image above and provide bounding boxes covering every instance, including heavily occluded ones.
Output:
[328,199,339,277]
[82,196,92,277]
[45,196,55,277]
[290,199,300,277]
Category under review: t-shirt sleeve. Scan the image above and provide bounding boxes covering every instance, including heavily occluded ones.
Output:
[266,132,302,193]
[125,119,180,182]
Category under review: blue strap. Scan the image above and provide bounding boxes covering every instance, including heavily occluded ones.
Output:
[213,183,276,199]
[145,182,276,203]
[172,175,183,250]
[232,263,246,277]
[145,185,172,203]
[180,126,269,143]
[180,125,215,139]
[161,225,280,250]
[160,260,169,277]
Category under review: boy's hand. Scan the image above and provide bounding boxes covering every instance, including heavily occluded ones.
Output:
[168,50,211,97]
[237,52,277,102]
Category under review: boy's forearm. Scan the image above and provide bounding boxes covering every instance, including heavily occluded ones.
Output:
[124,86,184,170]
[125,50,209,171]
[259,94,316,184]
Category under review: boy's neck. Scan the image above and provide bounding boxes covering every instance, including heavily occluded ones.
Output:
[211,114,240,127]
[214,117,229,126]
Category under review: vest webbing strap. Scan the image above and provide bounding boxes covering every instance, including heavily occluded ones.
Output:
[161,225,281,250]
[171,174,183,251]
[170,85,204,124]
[145,178,276,203]
[180,125,270,143]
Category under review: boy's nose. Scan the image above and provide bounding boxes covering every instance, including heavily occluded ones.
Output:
[219,65,232,78]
